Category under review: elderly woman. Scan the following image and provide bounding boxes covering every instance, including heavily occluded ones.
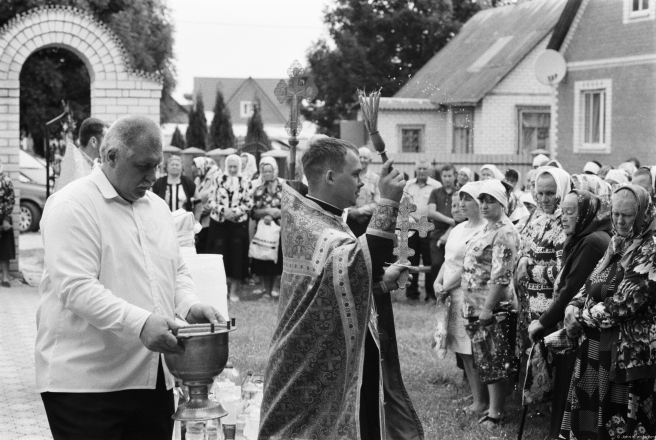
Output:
[605,169,630,190]
[192,157,221,254]
[528,190,611,440]
[152,155,196,211]
[462,180,520,429]
[209,154,254,302]
[561,185,656,440]
[572,173,613,203]
[240,152,258,182]
[435,182,487,414]
[250,157,284,299]
[0,162,14,287]
[457,167,474,188]
[479,164,505,181]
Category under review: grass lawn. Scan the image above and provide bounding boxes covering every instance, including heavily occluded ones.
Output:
[227,292,550,440]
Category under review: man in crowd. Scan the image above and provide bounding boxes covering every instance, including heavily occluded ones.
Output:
[259,137,423,440]
[404,158,441,301]
[55,117,108,190]
[36,115,224,439]
[427,163,457,304]
[346,146,380,237]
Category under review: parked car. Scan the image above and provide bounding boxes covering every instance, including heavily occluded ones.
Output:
[18,150,47,232]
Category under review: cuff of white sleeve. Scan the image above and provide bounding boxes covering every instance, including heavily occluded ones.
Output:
[125,305,153,339]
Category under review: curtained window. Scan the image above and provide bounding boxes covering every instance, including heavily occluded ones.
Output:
[400,127,423,153]
[518,108,550,153]
[453,108,474,154]
[582,90,606,145]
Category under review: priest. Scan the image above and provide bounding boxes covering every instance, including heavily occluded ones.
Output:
[259,136,424,440]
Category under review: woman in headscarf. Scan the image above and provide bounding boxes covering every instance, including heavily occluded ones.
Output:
[604,169,630,190]
[528,190,611,440]
[479,164,505,181]
[457,167,474,188]
[209,154,254,301]
[250,157,284,299]
[561,185,656,440]
[151,155,196,212]
[240,152,258,181]
[192,157,221,254]
[0,160,15,287]
[462,180,521,429]
[572,173,613,203]
[631,166,656,202]
[434,182,487,414]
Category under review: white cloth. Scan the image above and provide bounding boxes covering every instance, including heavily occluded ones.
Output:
[404,177,441,217]
[583,161,601,175]
[459,181,484,205]
[443,222,485,354]
[605,169,629,185]
[480,164,504,180]
[532,154,550,168]
[54,141,93,191]
[535,167,572,203]
[479,179,509,208]
[35,167,201,392]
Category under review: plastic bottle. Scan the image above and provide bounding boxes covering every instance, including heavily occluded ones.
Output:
[185,421,205,440]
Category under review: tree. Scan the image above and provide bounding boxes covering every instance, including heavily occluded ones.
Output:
[245,98,271,151]
[208,90,235,150]
[304,0,499,135]
[170,126,186,149]
[186,93,208,150]
[1,0,176,153]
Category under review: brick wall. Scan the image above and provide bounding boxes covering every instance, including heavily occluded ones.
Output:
[0,6,163,272]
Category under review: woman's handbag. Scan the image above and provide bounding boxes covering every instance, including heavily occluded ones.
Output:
[248,219,281,263]
[465,309,518,384]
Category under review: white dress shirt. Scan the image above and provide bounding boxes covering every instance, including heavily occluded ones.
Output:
[35,167,201,393]
[404,177,442,218]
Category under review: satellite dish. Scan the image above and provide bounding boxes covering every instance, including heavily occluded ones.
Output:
[535,49,567,85]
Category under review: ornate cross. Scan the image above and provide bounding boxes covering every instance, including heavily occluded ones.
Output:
[274,60,318,178]
[393,195,434,287]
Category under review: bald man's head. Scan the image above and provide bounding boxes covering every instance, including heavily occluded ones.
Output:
[358,146,373,170]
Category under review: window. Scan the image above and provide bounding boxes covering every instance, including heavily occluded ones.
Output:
[399,126,424,153]
[452,108,474,153]
[517,107,550,153]
[573,79,612,153]
[240,101,254,118]
[624,0,655,22]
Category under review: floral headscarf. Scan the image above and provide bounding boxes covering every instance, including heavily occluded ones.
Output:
[562,190,611,264]
[193,157,219,181]
[572,174,612,201]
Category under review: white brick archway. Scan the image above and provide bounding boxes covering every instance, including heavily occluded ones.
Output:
[0,5,163,272]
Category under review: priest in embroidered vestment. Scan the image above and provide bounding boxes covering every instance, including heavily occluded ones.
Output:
[259,137,424,440]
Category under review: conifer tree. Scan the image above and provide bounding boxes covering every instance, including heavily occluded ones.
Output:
[245,98,270,150]
[170,126,186,149]
[185,93,208,150]
[208,90,235,149]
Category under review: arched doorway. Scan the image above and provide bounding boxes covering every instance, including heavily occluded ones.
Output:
[0,5,164,270]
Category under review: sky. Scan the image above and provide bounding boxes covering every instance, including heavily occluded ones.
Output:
[167,0,330,101]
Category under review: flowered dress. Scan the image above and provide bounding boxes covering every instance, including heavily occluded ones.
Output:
[251,178,284,276]
[0,173,15,261]
[462,217,520,318]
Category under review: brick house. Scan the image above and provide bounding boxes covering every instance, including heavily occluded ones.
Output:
[550,0,656,171]
[351,0,567,177]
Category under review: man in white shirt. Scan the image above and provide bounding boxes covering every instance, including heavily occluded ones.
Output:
[403,159,441,301]
[345,146,381,237]
[36,115,224,440]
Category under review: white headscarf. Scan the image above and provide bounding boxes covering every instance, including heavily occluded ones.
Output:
[535,167,572,203]
[583,161,601,175]
[605,169,629,185]
[618,162,638,178]
[252,156,281,190]
[532,154,550,168]
[480,164,504,180]
[458,167,474,183]
[224,154,242,176]
[480,180,509,209]
[459,181,484,205]
[240,152,257,180]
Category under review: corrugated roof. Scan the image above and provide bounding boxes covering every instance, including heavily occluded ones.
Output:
[395,0,567,105]
[379,98,438,111]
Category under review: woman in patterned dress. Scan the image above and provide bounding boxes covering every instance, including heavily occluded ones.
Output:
[462,180,521,429]
[434,181,486,413]
[250,157,284,299]
[191,157,221,254]
[561,185,656,440]
[208,154,254,302]
[0,162,14,287]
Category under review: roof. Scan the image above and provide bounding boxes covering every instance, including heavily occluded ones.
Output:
[194,77,288,120]
[395,0,568,105]
[378,98,438,111]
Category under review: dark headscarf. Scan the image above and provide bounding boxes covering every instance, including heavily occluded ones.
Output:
[562,190,611,264]
[603,184,655,272]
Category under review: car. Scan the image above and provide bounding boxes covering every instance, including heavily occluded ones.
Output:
[17,150,47,232]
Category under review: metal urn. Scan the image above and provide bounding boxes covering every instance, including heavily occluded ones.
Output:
[164,320,236,421]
